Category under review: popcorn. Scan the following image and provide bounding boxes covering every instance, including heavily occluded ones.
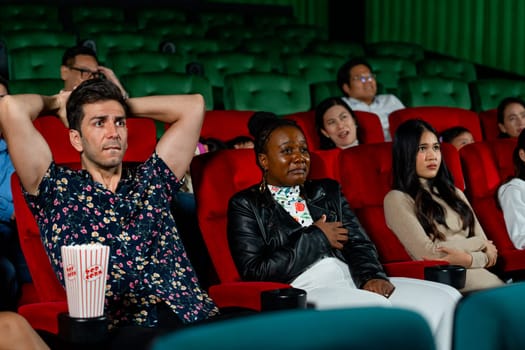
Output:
[61,244,110,318]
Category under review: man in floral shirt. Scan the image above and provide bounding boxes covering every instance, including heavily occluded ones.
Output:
[0,79,219,332]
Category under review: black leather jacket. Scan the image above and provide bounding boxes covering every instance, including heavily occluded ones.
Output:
[227,178,388,289]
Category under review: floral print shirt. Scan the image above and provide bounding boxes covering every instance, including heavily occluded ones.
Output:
[25,153,218,328]
[268,185,313,226]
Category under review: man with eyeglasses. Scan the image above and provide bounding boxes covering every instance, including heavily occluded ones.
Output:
[60,45,128,98]
[336,58,405,141]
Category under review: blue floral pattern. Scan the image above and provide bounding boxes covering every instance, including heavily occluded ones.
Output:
[25,153,218,328]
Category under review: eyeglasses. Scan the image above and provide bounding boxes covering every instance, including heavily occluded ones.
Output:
[351,74,376,83]
[68,66,101,79]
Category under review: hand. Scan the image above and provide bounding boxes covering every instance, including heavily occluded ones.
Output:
[483,240,498,267]
[423,246,473,267]
[98,66,127,97]
[362,279,395,298]
[55,91,71,128]
[313,214,348,250]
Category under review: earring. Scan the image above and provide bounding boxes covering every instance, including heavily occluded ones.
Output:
[259,169,267,193]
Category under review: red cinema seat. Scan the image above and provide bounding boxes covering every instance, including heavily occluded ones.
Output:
[460,138,525,276]
[389,106,483,142]
[478,109,499,140]
[199,110,253,143]
[285,110,384,151]
[337,142,463,278]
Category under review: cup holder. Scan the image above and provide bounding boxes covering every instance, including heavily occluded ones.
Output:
[424,264,466,289]
[260,288,307,311]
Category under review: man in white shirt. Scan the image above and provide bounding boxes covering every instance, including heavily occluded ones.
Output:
[337,58,405,141]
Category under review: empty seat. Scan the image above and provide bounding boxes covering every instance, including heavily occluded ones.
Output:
[478,109,499,140]
[275,24,327,49]
[310,81,341,110]
[389,106,483,141]
[1,30,75,52]
[9,47,65,80]
[74,20,128,41]
[417,58,477,82]
[469,79,525,112]
[135,8,187,29]
[168,38,222,61]
[0,4,59,21]
[70,6,125,25]
[152,307,435,350]
[106,51,187,77]
[9,78,63,95]
[223,72,310,115]
[307,40,365,59]
[398,77,471,109]
[283,53,346,86]
[199,110,254,142]
[453,283,525,350]
[199,12,244,30]
[367,57,417,95]
[145,22,207,42]
[87,32,161,64]
[367,41,425,62]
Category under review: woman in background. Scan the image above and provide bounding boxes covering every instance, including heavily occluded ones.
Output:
[315,97,360,149]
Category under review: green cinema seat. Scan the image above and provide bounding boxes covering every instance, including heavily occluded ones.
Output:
[223,72,310,115]
[469,78,525,112]
[151,307,436,350]
[398,76,472,109]
[417,58,477,83]
[368,56,417,96]
[367,41,425,62]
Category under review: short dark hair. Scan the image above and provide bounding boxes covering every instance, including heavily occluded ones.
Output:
[66,78,129,132]
[0,75,8,94]
[62,45,98,67]
[336,57,373,94]
[248,111,304,170]
[314,97,359,149]
[440,126,471,143]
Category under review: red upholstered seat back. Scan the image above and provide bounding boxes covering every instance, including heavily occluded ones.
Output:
[285,110,385,151]
[460,139,517,253]
[338,142,464,264]
[11,174,67,303]
[478,109,499,140]
[200,110,254,142]
[389,106,483,141]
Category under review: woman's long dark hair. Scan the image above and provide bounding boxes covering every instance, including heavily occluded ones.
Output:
[314,97,359,150]
[392,119,475,241]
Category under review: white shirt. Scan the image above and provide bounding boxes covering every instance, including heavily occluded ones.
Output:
[342,94,405,141]
[498,178,525,249]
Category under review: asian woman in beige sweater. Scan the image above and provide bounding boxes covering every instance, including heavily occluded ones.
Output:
[384,119,504,293]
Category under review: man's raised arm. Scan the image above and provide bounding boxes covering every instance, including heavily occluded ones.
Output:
[126,94,205,180]
[0,94,58,194]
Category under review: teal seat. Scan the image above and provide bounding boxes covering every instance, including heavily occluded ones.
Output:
[8,47,64,80]
[398,76,471,109]
[74,20,128,41]
[453,283,525,350]
[106,51,187,77]
[198,52,273,109]
[417,58,477,83]
[1,30,76,52]
[368,56,417,95]
[276,24,328,49]
[223,72,310,115]
[169,38,222,61]
[151,307,436,350]
[283,53,346,86]
[310,81,341,109]
[469,79,525,112]
[70,6,125,25]
[135,8,187,29]
[9,78,63,95]
[367,41,425,62]
[199,12,244,31]
[0,4,59,21]
[122,72,213,139]
[308,40,365,59]
[0,19,62,33]
[251,13,296,29]
[122,72,213,110]
[145,22,207,42]
[88,32,161,64]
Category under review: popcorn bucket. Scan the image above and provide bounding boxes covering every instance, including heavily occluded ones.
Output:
[61,244,110,318]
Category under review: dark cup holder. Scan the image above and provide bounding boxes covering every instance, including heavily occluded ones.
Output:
[424,264,466,289]
[260,288,307,311]
[58,312,109,346]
